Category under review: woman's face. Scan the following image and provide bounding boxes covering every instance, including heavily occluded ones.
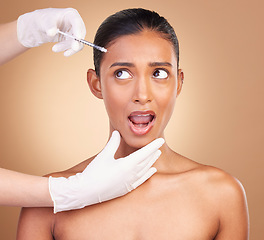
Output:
[89,30,182,148]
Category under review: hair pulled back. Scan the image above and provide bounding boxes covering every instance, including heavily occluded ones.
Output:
[93,8,179,76]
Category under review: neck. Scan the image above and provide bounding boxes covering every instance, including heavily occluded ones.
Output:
[108,130,176,173]
[114,137,141,159]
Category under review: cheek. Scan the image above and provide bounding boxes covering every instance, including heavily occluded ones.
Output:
[101,84,129,124]
[156,83,177,123]
[160,96,176,120]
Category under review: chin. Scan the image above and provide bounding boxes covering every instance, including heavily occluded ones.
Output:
[122,132,157,150]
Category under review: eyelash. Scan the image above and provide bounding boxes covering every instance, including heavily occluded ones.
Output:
[114,69,132,79]
[114,68,169,80]
[152,68,169,79]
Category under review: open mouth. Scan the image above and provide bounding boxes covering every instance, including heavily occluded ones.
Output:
[128,111,156,135]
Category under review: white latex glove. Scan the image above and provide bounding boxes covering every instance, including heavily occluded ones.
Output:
[17,8,86,56]
[49,131,164,213]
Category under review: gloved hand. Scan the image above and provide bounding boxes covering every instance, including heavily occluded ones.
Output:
[17,8,86,56]
[49,131,164,213]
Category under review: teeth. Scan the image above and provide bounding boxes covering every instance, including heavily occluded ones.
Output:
[128,114,154,125]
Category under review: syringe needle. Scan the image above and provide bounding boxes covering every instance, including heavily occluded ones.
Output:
[57,30,107,53]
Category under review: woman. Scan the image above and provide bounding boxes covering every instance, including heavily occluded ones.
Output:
[0,7,164,213]
[17,8,249,239]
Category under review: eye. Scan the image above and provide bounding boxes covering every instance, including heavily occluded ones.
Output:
[153,69,168,79]
[115,70,132,80]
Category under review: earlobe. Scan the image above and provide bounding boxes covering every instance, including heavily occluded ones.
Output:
[87,69,103,99]
[177,69,184,96]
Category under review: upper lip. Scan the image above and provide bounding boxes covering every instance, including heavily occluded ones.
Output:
[128,110,155,117]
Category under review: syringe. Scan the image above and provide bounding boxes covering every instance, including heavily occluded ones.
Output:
[58,30,107,53]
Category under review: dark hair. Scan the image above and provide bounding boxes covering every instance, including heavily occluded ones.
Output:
[93,8,179,76]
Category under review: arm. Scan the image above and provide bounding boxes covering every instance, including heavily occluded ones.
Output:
[0,8,86,66]
[0,21,28,65]
[0,168,52,207]
[0,131,164,211]
[215,176,249,239]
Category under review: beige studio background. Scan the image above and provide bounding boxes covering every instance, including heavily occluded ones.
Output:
[0,0,263,239]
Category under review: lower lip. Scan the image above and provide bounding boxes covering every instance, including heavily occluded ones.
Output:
[128,118,155,135]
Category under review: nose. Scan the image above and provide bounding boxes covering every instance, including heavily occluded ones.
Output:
[132,77,153,104]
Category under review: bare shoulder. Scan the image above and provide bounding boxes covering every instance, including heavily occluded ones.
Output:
[159,151,247,206]
[175,153,244,192]
[17,205,54,239]
[17,156,96,239]
[196,165,247,202]
[174,154,248,212]
[190,164,249,238]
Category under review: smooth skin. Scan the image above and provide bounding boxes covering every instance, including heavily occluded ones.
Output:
[0,21,28,66]
[0,21,54,207]
[17,31,249,239]
[0,168,52,207]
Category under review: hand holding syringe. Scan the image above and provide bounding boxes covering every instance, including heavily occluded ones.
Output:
[58,30,107,53]
[16,8,107,56]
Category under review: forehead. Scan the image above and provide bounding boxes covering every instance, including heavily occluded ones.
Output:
[101,31,177,68]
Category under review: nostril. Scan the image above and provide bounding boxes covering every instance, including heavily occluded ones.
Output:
[133,98,151,104]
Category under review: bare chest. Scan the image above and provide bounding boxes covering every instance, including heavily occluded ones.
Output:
[53,178,219,240]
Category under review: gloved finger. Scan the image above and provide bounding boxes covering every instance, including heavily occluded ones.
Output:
[41,9,62,38]
[127,138,164,165]
[53,38,83,55]
[135,150,161,179]
[64,45,84,57]
[53,38,83,54]
[100,131,121,158]
[67,9,86,40]
[71,41,83,52]
[131,167,157,190]
[52,40,72,52]
[64,49,78,57]
[46,27,59,37]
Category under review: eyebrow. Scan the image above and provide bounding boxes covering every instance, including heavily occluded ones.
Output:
[149,62,172,67]
[110,62,173,68]
[110,62,135,68]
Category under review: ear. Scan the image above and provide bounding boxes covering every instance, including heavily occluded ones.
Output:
[176,69,184,97]
[87,69,103,99]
